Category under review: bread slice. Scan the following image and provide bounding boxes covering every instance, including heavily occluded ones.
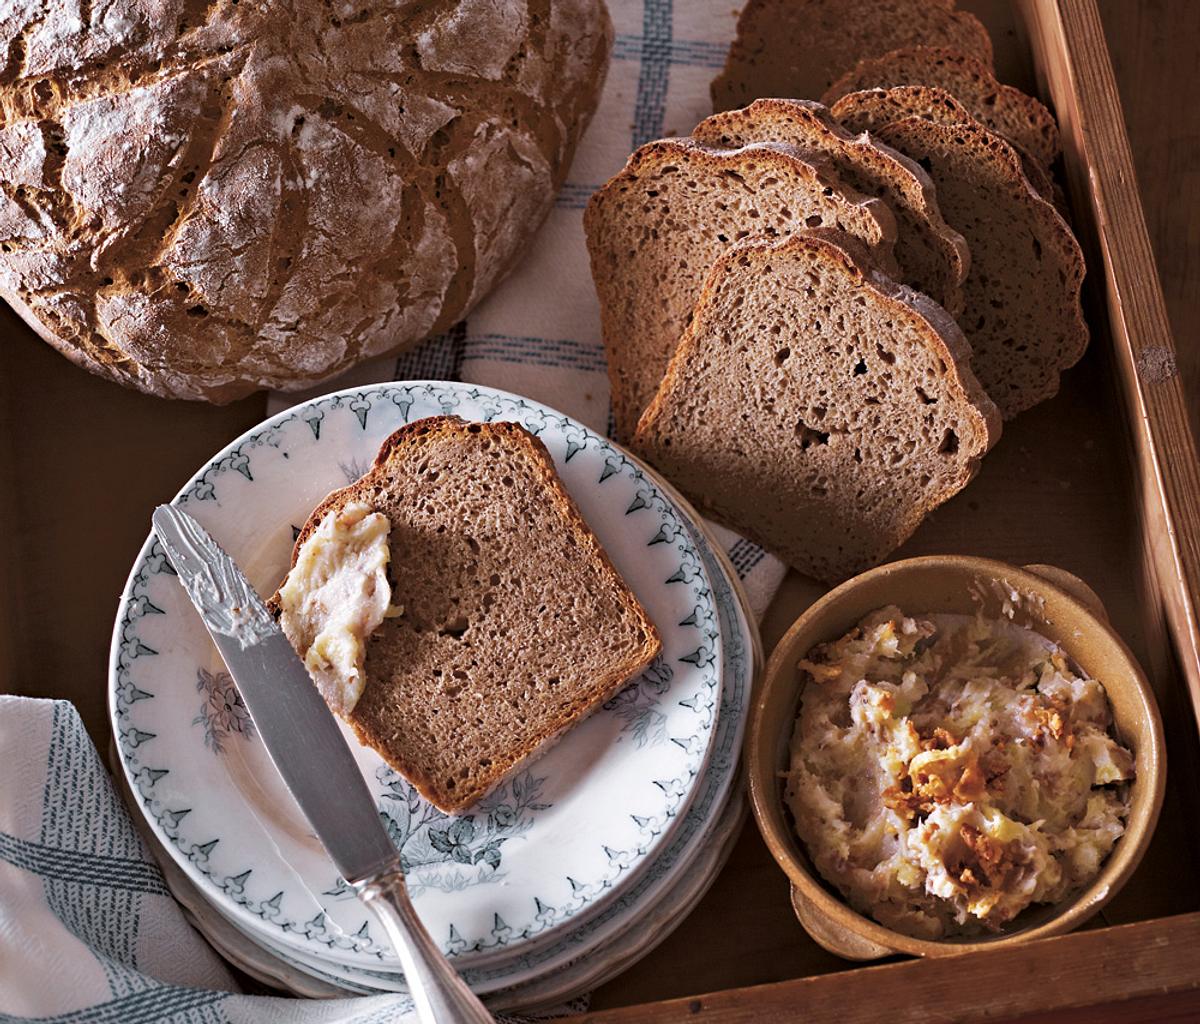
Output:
[632,230,1000,584]
[692,98,970,316]
[830,86,1056,204]
[711,0,993,112]
[271,416,661,813]
[822,46,1061,168]
[585,138,898,440]
[869,118,1088,419]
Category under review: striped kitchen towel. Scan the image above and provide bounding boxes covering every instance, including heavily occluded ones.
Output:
[267,0,787,621]
[0,696,588,1022]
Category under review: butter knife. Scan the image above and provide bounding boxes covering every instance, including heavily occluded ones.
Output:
[152,504,492,1023]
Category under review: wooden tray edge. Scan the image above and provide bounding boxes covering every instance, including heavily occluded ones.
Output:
[570,912,1200,1023]
[1020,0,1200,729]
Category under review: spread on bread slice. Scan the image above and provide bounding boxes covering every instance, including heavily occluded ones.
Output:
[692,97,970,316]
[270,416,661,814]
[632,230,1000,584]
[585,137,898,441]
[711,0,993,113]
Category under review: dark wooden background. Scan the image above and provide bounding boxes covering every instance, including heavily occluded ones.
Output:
[0,0,1196,1018]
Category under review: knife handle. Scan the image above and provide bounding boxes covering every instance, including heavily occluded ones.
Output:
[357,865,494,1023]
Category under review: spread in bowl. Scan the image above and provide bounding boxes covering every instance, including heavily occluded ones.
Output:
[785,605,1134,939]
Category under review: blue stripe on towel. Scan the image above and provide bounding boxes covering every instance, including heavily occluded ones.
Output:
[393,321,467,381]
[0,985,230,1024]
[0,830,171,893]
[727,538,767,579]
[555,182,599,209]
[395,331,607,380]
[0,833,168,896]
[463,334,608,375]
[632,0,673,148]
[613,33,728,70]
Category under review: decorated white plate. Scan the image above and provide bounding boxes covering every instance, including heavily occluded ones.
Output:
[110,382,723,971]
[215,510,756,994]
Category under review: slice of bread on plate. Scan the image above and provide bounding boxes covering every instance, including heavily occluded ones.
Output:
[632,230,1000,584]
[869,118,1088,419]
[585,138,898,440]
[822,46,1061,168]
[271,416,661,814]
[692,98,970,316]
[711,0,993,112]
[831,86,1057,204]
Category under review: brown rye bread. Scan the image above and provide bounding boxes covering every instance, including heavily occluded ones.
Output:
[0,0,612,402]
[270,416,661,814]
[869,117,1088,419]
[822,46,1061,168]
[691,97,970,316]
[830,86,1058,205]
[585,137,899,441]
[710,0,993,113]
[632,230,1000,584]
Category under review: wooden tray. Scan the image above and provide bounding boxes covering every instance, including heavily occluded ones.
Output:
[1,0,1197,1020]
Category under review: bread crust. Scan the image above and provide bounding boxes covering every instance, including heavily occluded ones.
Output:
[271,415,662,814]
[0,1,612,402]
[871,117,1088,419]
[692,97,971,316]
[830,86,1059,207]
[711,0,993,112]
[822,46,1062,168]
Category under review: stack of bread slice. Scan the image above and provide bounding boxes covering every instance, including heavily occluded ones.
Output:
[585,3,1087,584]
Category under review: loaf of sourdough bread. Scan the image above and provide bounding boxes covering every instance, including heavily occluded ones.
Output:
[271,416,661,814]
[632,230,1000,583]
[0,1,611,401]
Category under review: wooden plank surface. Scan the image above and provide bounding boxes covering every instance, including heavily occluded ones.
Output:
[1099,0,1200,445]
[573,913,1200,1024]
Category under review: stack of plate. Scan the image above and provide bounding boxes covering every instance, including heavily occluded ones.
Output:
[108,382,759,1011]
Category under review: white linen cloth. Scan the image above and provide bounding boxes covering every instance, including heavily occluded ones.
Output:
[1,2,788,1019]
[0,696,587,1021]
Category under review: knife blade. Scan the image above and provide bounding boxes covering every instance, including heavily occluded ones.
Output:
[151,503,398,886]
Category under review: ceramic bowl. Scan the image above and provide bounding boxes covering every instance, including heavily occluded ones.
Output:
[747,556,1166,959]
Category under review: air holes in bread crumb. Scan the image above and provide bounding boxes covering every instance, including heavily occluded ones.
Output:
[774,346,791,365]
[796,421,830,450]
[805,215,823,228]
[853,359,867,375]
[874,343,895,365]
[916,387,936,404]
[939,429,959,455]
[438,616,469,639]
